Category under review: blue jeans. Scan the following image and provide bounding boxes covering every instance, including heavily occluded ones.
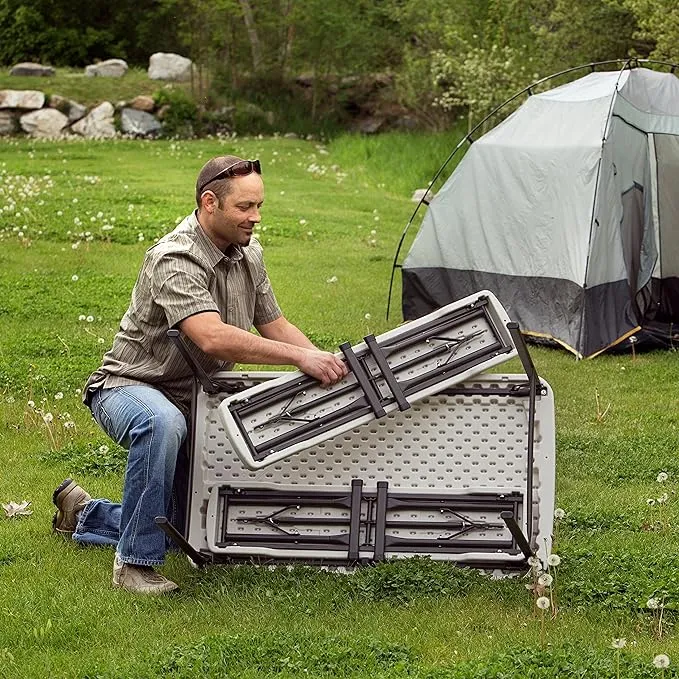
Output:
[74,385,187,566]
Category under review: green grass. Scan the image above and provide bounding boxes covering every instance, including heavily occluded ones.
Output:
[1,134,679,678]
[0,66,193,109]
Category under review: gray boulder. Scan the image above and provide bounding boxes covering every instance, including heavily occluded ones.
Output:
[148,53,192,81]
[0,90,45,110]
[411,188,435,204]
[10,62,55,77]
[85,59,128,78]
[49,94,87,123]
[121,108,162,137]
[20,109,69,138]
[71,102,116,138]
[0,111,17,135]
[352,116,385,134]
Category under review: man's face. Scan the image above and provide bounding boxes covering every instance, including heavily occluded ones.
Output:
[206,173,264,249]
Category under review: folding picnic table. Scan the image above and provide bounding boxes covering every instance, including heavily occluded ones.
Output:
[158,291,555,572]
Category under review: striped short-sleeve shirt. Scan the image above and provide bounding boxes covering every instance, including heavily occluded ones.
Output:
[84,211,282,414]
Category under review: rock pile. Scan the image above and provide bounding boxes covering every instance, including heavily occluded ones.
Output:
[2,53,197,138]
[0,89,166,138]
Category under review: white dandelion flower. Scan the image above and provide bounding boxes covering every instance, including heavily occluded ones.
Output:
[98,444,110,454]
[63,421,75,429]
[71,274,79,282]
[538,573,553,587]
[536,596,550,610]
[647,498,657,506]
[326,275,338,284]
[611,638,627,649]
[657,472,669,483]
[42,412,54,423]
[86,315,94,323]
[547,554,561,567]
[27,400,35,408]
[364,313,371,320]
[54,392,63,400]
[653,654,670,669]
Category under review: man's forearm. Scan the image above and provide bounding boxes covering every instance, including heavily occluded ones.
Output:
[256,316,317,350]
[193,321,306,366]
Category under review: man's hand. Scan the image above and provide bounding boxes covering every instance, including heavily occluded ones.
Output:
[297,349,348,387]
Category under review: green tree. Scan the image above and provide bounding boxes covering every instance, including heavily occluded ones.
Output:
[615,0,679,61]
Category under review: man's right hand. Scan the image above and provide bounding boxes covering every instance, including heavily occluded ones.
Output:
[297,349,348,387]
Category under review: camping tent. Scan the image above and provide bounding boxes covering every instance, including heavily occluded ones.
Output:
[400,64,679,358]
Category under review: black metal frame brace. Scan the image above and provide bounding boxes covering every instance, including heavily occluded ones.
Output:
[154,515,211,568]
[506,322,545,553]
[227,297,513,462]
[209,482,526,564]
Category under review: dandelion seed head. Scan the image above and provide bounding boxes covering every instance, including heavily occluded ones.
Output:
[611,638,627,649]
[657,472,669,483]
[27,400,35,408]
[653,654,670,668]
[42,412,54,423]
[71,274,79,282]
[538,573,553,587]
[547,554,561,567]
[536,596,550,610]
[647,597,660,609]
[86,315,94,323]
[554,508,566,520]
[98,444,110,454]
[54,392,63,400]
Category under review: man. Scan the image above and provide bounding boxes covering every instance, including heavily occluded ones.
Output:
[52,155,348,594]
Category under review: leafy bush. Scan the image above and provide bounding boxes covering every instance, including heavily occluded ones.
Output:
[153,88,199,138]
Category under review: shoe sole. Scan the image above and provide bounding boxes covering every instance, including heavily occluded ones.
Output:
[112,578,179,594]
[52,478,90,534]
[52,478,74,505]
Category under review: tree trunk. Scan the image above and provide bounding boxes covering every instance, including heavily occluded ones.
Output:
[279,0,295,77]
[238,0,262,73]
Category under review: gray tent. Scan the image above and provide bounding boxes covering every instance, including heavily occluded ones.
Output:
[401,64,679,358]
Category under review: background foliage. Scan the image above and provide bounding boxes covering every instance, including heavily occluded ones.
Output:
[1,0,677,133]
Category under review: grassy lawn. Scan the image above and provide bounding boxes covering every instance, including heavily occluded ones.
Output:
[1,134,679,678]
[0,67,194,109]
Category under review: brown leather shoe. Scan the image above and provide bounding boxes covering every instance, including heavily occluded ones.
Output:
[112,554,179,595]
[52,478,91,534]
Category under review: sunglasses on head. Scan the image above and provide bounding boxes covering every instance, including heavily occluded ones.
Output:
[198,159,262,195]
